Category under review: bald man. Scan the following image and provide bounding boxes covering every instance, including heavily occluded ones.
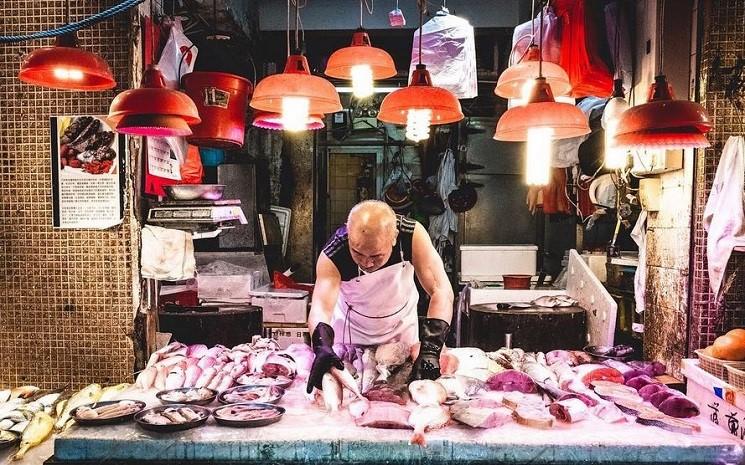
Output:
[306,200,454,393]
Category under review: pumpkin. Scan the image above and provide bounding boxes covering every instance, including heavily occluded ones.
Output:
[711,333,745,361]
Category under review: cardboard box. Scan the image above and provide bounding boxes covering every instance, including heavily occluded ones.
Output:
[263,325,310,348]
[683,359,745,441]
[250,285,309,324]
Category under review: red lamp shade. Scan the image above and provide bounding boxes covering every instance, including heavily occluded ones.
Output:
[252,112,325,130]
[250,55,342,115]
[378,64,464,125]
[494,45,571,99]
[18,33,116,91]
[494,77,590,141]
[107,65,201,137]
[325,30,397,80]
[614,75,713,149]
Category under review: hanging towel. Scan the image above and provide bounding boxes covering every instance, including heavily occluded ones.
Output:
[703,136,745,297]
[630,210,648,313]
[428,148,458,255]
[141,225,196,281]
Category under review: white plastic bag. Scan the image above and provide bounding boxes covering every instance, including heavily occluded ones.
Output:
[511,6,562,65]
[409,12,477,99]
[158,18,198,89]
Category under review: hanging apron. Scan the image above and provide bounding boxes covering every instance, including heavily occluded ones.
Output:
[703,136,745,297]
[330,247,420,347]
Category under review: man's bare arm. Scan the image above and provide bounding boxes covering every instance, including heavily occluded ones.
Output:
[411,222,454,324]
[308,252,342,333]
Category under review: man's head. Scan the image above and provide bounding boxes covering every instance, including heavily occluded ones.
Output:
[347,200,398,273]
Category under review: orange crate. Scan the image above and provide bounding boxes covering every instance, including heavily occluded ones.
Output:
[695,349,745,382]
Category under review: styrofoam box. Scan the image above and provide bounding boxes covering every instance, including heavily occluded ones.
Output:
[683,358,745,441]
[459,245,538,281]
[250,285,309,324]
[264,325,310,348]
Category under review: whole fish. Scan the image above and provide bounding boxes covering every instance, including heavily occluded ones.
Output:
[165,366,186,390]
[136,366,158,390]
[409,380,447,406]
[54,384,102,431]
[321,372,343,413]
[408,405,449,447]
[375,342,410,382]
[331,366,362,399]
[99,383,131,402]
[522,353,558,386]
[183,365,202,388]
[0,389,11,403]
[531,295,577,308]
[436,375,485,400]
[10,386,39,400]
[12,411,53,461]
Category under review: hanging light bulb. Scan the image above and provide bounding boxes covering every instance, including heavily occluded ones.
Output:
[281,96,311,132]
[526,127,553,185]
[350,64,375,98]
[405,109,432,142]
[603,79,630,169]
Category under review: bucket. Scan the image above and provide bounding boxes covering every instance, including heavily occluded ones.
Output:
[199,147,225,167]
[181,71,252,150]
[503,274,532,290]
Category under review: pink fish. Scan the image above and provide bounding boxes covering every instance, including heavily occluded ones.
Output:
[183,365,202,388]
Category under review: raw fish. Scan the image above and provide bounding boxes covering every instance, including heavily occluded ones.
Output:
[450,401,511,428]
[12,411,53,461]
[348,398,370,419]
[361,348,377,394]
[409,380,447,406]
[364,384,408,405]
[136,366,158,390]
[436,375,485,400]
[638,383,667,401]
[183,365,202,388]
[658,396,699,418]
[625,375,660,391]
[354,402,411,429]
[512,405,554,429]
[636,413,700,434]
[375,341,410,382]
[54,384,102,431]
[574,364,624,386]
[486,370,537,393]
[166,366,186,390]
[408,405,450,447]
[321,373,343,412]
[331,366,363,399]
[549,398,588,423]
[593,402,627,423]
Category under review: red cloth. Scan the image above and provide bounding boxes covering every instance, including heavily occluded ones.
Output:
[273,272,315,294]
[553,0,613,98]
[577,177,595,218]
[542,168,572,215]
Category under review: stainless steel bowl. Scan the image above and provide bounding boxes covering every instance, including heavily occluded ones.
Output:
[163,184,225,201]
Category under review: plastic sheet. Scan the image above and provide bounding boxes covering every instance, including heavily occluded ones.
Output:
[409,11,477,99]
[511,6,562,66]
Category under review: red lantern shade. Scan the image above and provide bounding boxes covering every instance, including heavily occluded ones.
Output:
[325,30,397,80]
[107,65,201,137]
[614,75,713,149]
[378,64,463,125]
[18,33,116,91]
[250,55,342,115]
[252,112,325,131]
[494,77,590,141]
[494,45,571,99]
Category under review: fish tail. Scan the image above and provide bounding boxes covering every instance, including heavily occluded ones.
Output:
[12,444,29,461]
[409,431,427,447]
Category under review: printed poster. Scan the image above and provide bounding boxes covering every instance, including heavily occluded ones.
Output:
[51,115,126,229]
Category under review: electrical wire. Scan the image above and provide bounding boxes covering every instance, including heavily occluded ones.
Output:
[0,0,145,43]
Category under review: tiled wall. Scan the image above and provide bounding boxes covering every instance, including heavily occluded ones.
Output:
[0,1,136,388]
[328,154,372,232]
[690,0,745,351]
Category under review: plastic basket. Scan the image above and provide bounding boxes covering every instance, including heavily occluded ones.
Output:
[726,364,745,391]
[695,349,745,382]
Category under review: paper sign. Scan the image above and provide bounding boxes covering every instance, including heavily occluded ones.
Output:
[51,115,126,229]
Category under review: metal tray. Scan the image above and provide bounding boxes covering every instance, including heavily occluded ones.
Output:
[218,385,284,405]
[134,404,211,433]
[212,402,285,428]
[235,374,293,389]
[156,388,217,406]
[71,400,147,426]
[0,430,20,450]
[584,345,634,361]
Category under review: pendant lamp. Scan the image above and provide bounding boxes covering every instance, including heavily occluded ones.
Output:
[325,2,396,98]
[19,32,116,91]
[613,0,711,150]
[494,1,588,143]
[495,44,571,100]
[107,64,201,137]
[252,112,325,131]
[613,75,712,149]
[250,0,341,131]
[378,5,463,142]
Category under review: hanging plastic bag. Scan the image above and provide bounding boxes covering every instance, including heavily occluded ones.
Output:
[180,143,204,184]
[511,5,562,65]
[409,11,477,99]
[553,0,613,98]
[157,18,198,89]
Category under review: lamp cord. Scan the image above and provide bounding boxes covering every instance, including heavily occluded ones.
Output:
[538,0,544,78]
[418,1,423,65]
[613,0,621,80]
[0,0,144,43]
[530,0,535,46]
[657,0,665,75]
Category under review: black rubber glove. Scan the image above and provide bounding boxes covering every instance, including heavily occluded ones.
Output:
[411,318,450,381]
[306,322,344,393]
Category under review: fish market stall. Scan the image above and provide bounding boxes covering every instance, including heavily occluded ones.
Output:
[8,340,737,465]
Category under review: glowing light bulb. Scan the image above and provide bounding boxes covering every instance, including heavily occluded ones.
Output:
[350,64,374,98]
[526,127,553,185]
[604,120,629,169]
[53,68,84,81]
[405,109,432,142]
[281,96,310,132]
